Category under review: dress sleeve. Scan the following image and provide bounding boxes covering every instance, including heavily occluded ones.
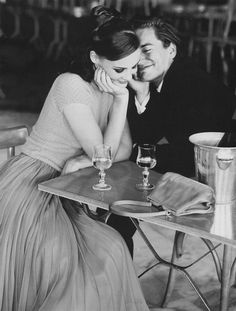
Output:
[53,73,92,112]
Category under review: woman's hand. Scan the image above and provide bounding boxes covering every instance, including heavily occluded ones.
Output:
[62,155,92,175]
[94,67,128,97]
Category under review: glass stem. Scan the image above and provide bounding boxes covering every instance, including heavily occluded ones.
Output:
[142,168,149,186]
[99,169,106,185]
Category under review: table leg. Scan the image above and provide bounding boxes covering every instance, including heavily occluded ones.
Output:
[220,245,232,311]
[161,231,185,307]
[131,218,212,310]
[131,218,168,263]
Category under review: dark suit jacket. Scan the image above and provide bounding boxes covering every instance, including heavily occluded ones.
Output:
[128,56,236,177]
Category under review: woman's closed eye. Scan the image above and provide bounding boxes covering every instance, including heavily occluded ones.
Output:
[114,64,137,74]
[114,68,125,73]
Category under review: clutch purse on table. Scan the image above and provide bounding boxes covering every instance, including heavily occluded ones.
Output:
[110,172,215,218]
[147,172,215,216]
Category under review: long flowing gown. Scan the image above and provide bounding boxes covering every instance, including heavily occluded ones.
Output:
[0,73,150,310]
[0,154,149,311]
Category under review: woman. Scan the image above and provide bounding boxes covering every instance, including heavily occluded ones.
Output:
[0,6,149,311]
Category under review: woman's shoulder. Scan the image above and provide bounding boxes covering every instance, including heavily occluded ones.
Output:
[55,72,91,89]
[52,73,96,110]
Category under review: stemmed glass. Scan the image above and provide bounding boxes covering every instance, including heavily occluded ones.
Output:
[136,144,157,191]
[92,144,112,191]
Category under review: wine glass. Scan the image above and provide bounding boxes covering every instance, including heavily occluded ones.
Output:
[92,144,112,191]
[136,144,157,191]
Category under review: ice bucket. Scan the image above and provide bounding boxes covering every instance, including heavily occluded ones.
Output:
[189,132,236,204]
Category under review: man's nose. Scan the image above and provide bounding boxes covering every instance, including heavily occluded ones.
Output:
[138,53,147,65]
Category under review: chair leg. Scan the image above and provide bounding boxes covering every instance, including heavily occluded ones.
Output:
[7,146,15,159]
[220,45,230,86]
[188,37,194,57]
[206,40,213,73]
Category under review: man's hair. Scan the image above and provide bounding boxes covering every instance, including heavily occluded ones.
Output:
[131,16,181,48]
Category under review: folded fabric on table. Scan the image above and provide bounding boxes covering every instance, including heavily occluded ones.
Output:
[147,172,215,216]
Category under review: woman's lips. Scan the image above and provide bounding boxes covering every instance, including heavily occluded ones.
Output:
[115,81,128,86]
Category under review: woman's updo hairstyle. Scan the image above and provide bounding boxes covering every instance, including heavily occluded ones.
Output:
[91,5,139,61]
[68,5,139,82]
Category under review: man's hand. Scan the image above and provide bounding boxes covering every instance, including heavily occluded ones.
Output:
[128,75,150,104]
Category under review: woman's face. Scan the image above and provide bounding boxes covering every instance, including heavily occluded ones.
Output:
[93,49,141,87]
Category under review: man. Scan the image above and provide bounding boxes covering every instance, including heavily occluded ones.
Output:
[128,17,236,177]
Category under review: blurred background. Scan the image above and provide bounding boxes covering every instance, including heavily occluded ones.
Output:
[0,0,235,112]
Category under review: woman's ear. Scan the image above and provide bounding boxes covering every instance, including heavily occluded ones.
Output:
[90,50,99,66]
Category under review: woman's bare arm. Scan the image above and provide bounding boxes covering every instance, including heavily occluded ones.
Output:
[62,120,132,175]
[63,69,130,160]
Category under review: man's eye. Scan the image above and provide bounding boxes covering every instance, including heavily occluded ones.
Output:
[114,68,125,73]
[143,49,151,53]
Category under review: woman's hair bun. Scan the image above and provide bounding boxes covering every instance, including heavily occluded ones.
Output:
[91,5,122,29]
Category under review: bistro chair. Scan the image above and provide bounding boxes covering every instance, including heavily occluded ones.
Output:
[0,125,29,159]
[188,4,228,72]
[188,0,236,76]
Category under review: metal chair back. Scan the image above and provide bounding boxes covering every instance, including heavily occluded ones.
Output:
[0,125,29,159]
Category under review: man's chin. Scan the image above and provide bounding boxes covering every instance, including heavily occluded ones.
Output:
[139,71,155,82]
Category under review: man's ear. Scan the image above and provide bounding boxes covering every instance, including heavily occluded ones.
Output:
[90,50,99,65]
[169,43,177,59]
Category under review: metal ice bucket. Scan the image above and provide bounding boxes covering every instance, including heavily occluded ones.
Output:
[189,132,236,204]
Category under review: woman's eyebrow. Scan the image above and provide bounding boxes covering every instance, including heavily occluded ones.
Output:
[113,61,139,70]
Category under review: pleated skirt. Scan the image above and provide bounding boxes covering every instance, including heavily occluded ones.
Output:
[0,154,149,311]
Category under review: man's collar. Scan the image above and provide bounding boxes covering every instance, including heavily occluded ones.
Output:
[156,80,163,93]
[150,79,164,93]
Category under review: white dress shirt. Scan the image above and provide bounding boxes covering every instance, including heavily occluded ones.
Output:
[134,81,163,114]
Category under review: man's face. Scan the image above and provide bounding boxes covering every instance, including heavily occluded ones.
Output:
[135,27,176,83]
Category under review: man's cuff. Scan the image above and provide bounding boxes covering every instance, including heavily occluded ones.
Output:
[134,92,150,114]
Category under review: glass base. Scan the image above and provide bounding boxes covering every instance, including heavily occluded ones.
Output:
[136,183,155,191]
[92,183,112,191]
